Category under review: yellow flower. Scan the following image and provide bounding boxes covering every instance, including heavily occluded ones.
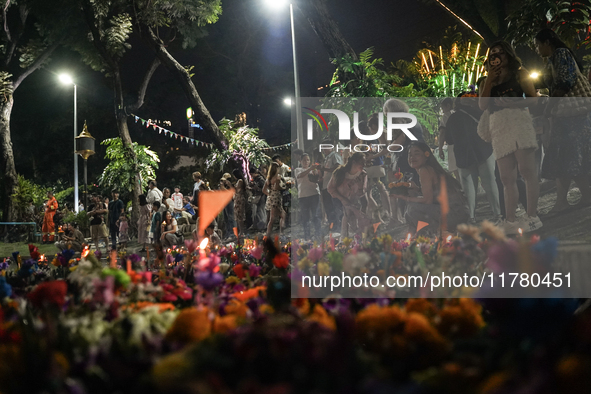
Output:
[317,262,330,276]
[342,237,353,248]
[225,276,240,285]
[297,257,312,271]
[356,304,406,335]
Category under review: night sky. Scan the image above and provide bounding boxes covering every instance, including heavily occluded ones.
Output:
[8,0,541,191]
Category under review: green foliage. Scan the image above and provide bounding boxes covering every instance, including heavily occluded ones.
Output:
[54,187,75,206]
[506,1,591,48]
[98,137,159,193]
[10,175,48,221]
[63,210,90,231]
[206,118,270,171]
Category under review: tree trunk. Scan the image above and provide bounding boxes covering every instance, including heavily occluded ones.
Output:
[298,0,358,60]
[143,27,227,151]
[113,70,141,231]
[0,96,18,221]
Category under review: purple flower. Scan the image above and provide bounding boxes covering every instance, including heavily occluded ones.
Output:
[174,253,184,263]
[129,254,141,264]
[249,264,261,278]
[195,271,224,291]
[94,250,102,260]
[166,253,174,265]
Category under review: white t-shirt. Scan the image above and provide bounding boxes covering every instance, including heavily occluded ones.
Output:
[295,167,320,198]
[146,187,163,204]
[322,151,344,190]
[172,192,183,210]
[278,163,290,177]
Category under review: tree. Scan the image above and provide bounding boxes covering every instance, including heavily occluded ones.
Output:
[0,0,62,220]
[427,0,519,44]
[66,0,221,224]
[206,114,270,175]
[298,0,358,61]
[506,0,591,47]
[98,137,159,194]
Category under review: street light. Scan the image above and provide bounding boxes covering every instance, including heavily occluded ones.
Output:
[75,121,95,214]
[265,0,304,150]
[59,73,79,213]
[283,98,292,106]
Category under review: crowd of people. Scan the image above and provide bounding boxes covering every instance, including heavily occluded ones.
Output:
[40,28,591,250]
[290,29,591,238]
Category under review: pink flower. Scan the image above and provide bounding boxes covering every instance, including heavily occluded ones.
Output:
[184,239,198,253]
[249,264,262,277]
[162,293,177,302]
[308,247,323,262]
[250,247,263,260]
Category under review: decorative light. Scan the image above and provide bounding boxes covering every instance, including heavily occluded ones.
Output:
[530,72,539,79]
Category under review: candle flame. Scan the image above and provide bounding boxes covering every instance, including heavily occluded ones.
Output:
[446,235,452,242]
[199,238,209,249]
[81,247,89,258]
[406,233,412,242]
[518,228,523,236]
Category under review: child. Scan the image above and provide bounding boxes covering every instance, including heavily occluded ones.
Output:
[172,186,184,218]
[390,142,469,235]
[205,222,222,247]
[117,213,129,251]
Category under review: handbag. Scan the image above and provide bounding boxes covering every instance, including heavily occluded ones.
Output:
[248,195,262,204]
[366,165,386,179]
[551,52,591,117]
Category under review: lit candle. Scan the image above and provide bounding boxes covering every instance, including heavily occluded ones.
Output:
[518,228,523,237]
[199,237,209,259]
[446,235,452,243]
[405,233,412,243]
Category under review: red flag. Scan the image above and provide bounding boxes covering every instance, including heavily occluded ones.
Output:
[198,189,235,236]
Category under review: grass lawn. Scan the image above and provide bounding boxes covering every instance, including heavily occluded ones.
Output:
[0,242,60,258]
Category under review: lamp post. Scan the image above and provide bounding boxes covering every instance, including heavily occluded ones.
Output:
[75,121,95,214]
[59,74,79,213]
[265,0,304,150]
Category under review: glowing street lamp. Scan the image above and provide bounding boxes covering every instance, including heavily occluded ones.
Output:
[59,73,79,213]
[283,98,292,106]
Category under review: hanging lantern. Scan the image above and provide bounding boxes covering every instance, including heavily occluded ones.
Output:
[75,121,95,160]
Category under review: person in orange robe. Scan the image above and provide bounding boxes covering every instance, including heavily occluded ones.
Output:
[42,191,58,243]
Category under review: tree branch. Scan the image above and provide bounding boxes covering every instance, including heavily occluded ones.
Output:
[12,40,59,91]
[81,0,117,71]
[4,1,29,67]
[127,57,160,112]
[3,0,11,42]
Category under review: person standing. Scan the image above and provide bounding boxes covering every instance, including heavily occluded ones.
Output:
[327,153,370,238]
[191,172,203,217]
[273,155,291,177]
[263,163,286,237]
[146,180,163,211]
[247,167,267,232]
[437,98,459,179]
[137,194,150,253]
[446,93,501,223]
[479,41,542,234]
[108,190,124,251]
[234,179,247,237]
[535,28,591,213]
[87,195,109,254]
[42,190,58,244]
[321,139,344,232]
[219,173,237,241]
[295,153,322,240]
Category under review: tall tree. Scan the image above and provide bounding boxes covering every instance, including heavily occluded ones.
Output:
[298,0,358,60]
[0,0,61,220]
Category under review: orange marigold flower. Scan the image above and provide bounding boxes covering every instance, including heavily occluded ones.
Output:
[165,307,211,345]
[438,298,485,337]
[404,312,444,344]
[213,314,239,334]
[231,285,266,302]
[307,304,336,330]
[405,298,437,317]
[356,304,406,335]
[224,299,248,318]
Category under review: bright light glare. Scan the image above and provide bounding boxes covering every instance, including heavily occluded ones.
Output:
[530,72,539,79]
[283,98,292,106]
[199,238,209,249]
[59,74,74,85]
[264,0,288,9]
